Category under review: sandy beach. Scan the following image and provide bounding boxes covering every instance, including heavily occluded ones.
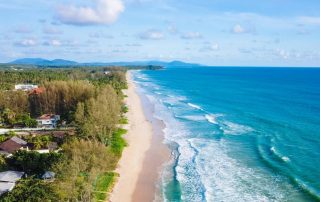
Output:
[110,71,169,202]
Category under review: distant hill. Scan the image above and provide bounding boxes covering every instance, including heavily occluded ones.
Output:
[167,60,199,66]
[10,58,78,66]
[9,58,200,67]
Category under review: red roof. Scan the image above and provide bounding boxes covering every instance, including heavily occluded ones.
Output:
[28,87,45,95]
[38,114,55,120]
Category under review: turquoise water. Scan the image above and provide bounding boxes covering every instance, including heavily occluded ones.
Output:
[132,66,320,202]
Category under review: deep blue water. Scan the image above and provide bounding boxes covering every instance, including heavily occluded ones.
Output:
[132,66,320,202]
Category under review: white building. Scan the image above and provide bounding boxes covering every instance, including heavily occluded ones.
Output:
[36,114,60,128]
[0,171,24,196]
[14,84,38,91]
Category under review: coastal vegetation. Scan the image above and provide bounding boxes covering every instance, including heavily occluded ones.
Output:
[0,65,161,201]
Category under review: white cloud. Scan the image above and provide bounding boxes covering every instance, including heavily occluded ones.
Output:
[56,0,125,25]
[43,27,63,35]
[181,32,202,39]
[232,24,256,34]
[89,31,114,38]
[200,43,219,52]
[14,39,37,47]
[298,16,320,25]
[209,43,219,50]
[43,39,62,46]
[139,29,164,40]
[232,24,246,33]
[168,25,178,34]
[14,26,32,34]
[126,43,141,47]
[273,49,320,61]
[277,49,290,59]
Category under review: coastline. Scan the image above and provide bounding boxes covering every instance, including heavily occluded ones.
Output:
[110,71,170,202]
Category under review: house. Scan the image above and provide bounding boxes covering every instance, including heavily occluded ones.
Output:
[0,171,24,195]
[36,114,60,128]
[34,142,59,154]
[28,87,45,95]
[14,84,38,91]
[41,171,55,181]
[0,136,28,155]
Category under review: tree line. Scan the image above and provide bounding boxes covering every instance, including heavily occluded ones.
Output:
[0,67,133,201]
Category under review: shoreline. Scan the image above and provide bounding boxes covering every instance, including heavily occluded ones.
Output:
[110,71,170,202]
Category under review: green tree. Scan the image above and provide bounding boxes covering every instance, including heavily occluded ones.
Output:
[6,150,62,175]
[75,85,121,144]
[53,139,117,201]
[0,178,58,202]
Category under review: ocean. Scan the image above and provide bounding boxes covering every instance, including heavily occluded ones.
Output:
[132,66,320,202]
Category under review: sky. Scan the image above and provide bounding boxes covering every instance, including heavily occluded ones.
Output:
[0,0,320,67]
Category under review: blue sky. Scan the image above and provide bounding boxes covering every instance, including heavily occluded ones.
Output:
[0,0,319,66]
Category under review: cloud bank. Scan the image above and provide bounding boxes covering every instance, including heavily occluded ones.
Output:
[56,0,125,25]
[181,32,202,39]
[138,29,165,40]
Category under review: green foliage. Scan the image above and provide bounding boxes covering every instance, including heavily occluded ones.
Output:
[0,109,36,128]
[0,69,128,124]
[0,155,7,171]
[29,80,96,121]
[0,67,133,201]
[75,85,121,144]
[0,108,16,126]
[6,150,63,175]
[121,105,129,113]
[23,135,52,150]
[0,178,58,202]
[0,91,29,114]
[119,117,128,124]
[110,128,127,155]
[0,136,7,143]
[53,140,118,201]
[0,132,15,143]
[93,172,118,201]
[14,114,37,128]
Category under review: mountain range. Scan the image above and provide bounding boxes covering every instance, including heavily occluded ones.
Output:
[9,58,200,67]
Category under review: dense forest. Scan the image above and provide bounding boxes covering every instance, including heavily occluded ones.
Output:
[0,65,157,201]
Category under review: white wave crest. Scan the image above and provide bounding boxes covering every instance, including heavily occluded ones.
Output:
[271,147,290,163]
[282,156,290,162]
[205,114,221,124]
[188,103,202,110]
[189,139,290,202]
[220,121,253,135]
[177,115,206,122]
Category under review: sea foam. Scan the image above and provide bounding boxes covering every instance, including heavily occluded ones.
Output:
[205,114,220,124]
[187,103,203,110]
[219,120,253,135]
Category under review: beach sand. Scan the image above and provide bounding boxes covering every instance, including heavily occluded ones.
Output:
[110,71,169,202]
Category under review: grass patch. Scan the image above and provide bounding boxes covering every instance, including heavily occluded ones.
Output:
[110,128,127,155]
[119,117,128,124]
[94,172,119,201]
[121,105,128,113]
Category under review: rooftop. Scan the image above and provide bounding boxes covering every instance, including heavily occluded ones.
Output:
[0,139,23,153]
[10,136,27,145]
[0,182,15,195]
[42,171,55,179]
[28,87,45,95]
[0,171,24,183]
[37,114,58,120]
